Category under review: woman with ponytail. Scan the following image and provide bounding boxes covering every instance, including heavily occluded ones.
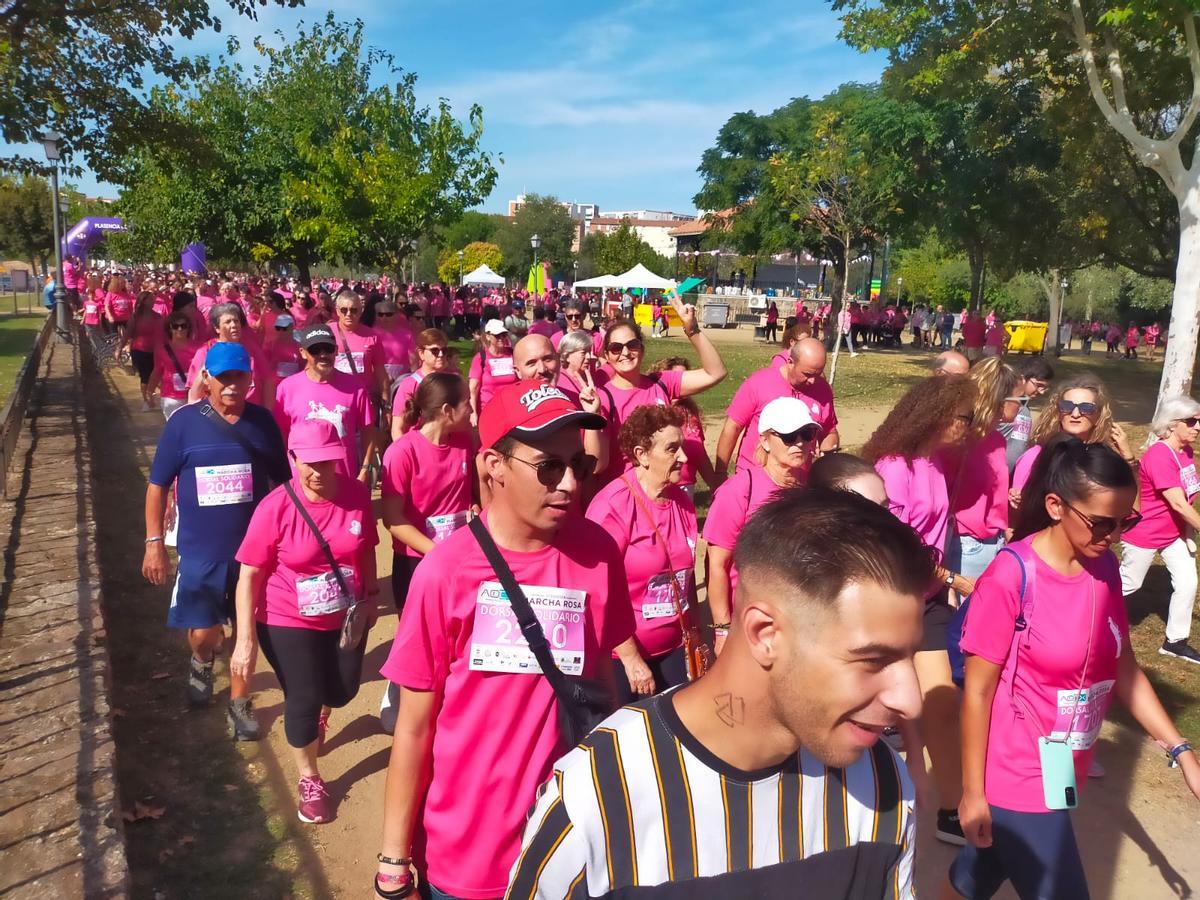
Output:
[948,439,1200,899]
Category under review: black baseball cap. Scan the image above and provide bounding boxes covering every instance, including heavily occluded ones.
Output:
[300,324,335,349]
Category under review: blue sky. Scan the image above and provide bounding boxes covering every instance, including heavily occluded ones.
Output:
[19,0,886,214]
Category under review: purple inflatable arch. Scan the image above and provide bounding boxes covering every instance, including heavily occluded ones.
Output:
[63,217,127,259]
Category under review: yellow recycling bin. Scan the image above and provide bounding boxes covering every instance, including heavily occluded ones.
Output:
[1004,320,1049,354]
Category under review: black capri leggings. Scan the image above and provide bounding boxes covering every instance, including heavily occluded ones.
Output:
[130,349,155,385]
[612,645,688,705]
[256,622,366,748]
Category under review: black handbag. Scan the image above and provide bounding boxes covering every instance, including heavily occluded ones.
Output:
[283,482,367,651]
[468,518,613,747]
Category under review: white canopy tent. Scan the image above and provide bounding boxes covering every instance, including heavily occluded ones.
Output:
[573,273,622,289]
[611,263,676,291]
[462,264,505,286]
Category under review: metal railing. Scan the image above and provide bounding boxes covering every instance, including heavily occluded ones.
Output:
[0,313,56,498]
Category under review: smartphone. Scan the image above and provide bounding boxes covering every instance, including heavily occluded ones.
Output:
[1038,737,1078,810]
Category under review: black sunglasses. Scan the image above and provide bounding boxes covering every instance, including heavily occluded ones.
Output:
[170,323,190,330]
[774,424,821,446]
[501,451,596,486]
[1058,400,1098,417]
[336,307,361,315]
[306,343,336,356]
[1062,501,1142,540]
[565,313,584,321]
[377,312,395,318]
[422,346,447,356]
[1182,417,1200,428]
[606,339,644,356]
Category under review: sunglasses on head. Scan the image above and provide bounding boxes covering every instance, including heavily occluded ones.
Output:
[1062,500,1143,540]
[307,343,336,356]
[1058,400,1098,416]
[606,338,644,356]
[773,424,821,445]
[501,451,597,486]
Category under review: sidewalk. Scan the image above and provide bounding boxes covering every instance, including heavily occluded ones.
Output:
[0,336,128,897]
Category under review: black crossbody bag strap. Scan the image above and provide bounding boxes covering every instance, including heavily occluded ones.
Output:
[163,342,187,381]
[335,322,360,375]
[283,482,355,602]
[199,402,272,470]
[468,517,570,697]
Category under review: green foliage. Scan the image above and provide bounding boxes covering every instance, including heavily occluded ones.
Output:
[437,241,503,284]
[580,222,672,278]
[494,194,576,277]
[0,175,53,269]
[1,0,300,178]
[439,212,505,251]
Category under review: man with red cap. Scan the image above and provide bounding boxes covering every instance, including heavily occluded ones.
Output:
[373,381,636,900]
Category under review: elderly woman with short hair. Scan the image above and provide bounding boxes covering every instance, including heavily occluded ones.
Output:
[1119,395,1200,664]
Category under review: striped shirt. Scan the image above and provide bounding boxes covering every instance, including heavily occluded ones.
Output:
[506,693,915,899]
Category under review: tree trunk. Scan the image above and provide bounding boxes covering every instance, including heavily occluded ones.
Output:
[1046,267,1062,357]
[967,243,986,311]
[1157,179,1200,412]
[828,232,853,387]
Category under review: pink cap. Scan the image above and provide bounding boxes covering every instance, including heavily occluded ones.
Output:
[289,419,344,464]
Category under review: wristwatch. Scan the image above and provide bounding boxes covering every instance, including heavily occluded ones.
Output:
[944,573,955,586]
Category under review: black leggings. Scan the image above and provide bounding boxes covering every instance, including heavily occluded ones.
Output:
[390,551,418,614]
[131,349,155,384]
[256,622,366,748]
[612,646,689,705]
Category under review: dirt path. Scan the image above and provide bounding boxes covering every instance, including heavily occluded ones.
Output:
[89,363,1198,899]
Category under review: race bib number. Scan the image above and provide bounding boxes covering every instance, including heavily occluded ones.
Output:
[425,510,469,543]
[276,361,300,378]
[334,351,366,374]
[469,581,586,675]
[295,567,355,617]
[642,568,691,619]
[194,463,252,506]
[1011,415,1032,442]
[1181,464,1200,498]
[487,356,514,379]
[1049,680,1114,750]
[171,372,187,392]
[384,363,408,381]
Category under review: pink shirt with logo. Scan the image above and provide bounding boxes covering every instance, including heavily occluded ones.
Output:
[469,349,517,410]
[155,341,200,400]
[331,323,383,389]
[586,475,697,658]
[701,465,784,603]
[960,540,1127,812]
[951,430,1009,539]
[105,291,135,322]
[374,326,415,382]
[1123,442,1199,549]
[875,454,951,571]
[273,370,373,479]
[82,292,104,326]
[236,478,377,630]
[380,429,474,556]
[130,313,163,352]
[185,338,272,406]
[380,512,634,899]
[268,336,303,380]
[726,366,838,471]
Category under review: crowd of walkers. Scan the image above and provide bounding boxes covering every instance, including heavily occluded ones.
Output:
[71,259,1194,898]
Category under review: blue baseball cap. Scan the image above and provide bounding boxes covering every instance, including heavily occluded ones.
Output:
[204,341,252,376]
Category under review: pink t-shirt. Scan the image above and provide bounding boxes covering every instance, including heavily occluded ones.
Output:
[380,429,474,556]
[529,320,558,339]
[155,341,200,400]
[82,292,104,326]
[273,370,373,480]
[586,475,697,658]
[1012,444,1043,496]
[331,323,383,389]
[380,512,635,898]
[469,349,517,410]
[961,316,986,348]
[185,338,273,405]
[235,478,377,630]
[875,454,951,569]
[129,313,163,352]
[700,465,784,602]
[105,291,134,322]
[389,371,426,421]
[678,416,706,487]
[374,326,416,382]
[268,336,302,380]
[960,540,1126,812]
[952,431,1009,539]
[726,366,838,471]
[1125,327,1140,348]
[985,324,1006,348]
[1123,442,1199,549]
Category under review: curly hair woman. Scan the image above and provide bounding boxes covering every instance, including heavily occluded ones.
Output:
[863,372,977,846]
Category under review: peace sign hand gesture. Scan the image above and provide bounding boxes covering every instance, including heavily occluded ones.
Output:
[577,366,602,416]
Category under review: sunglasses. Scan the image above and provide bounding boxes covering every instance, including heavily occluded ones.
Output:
[1182,417,1200,428]
[377,312,395,318]
[336,307,361,315]
[170,323,190,330]
[501,451,597,486]
[1058,400,1098,417]
[422,346,447,356]
[565,314,584,321]
[606,339,644,356]
[773,424,821,445]
[1062,501,1143,540]
[306,344,336,356]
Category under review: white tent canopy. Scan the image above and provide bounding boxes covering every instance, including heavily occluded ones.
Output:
[611,263,676,291]
[462,264,505,286]
[573,273,622,288]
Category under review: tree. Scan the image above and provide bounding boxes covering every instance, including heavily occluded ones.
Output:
[494,194,577,278]
[437,241,503,284]
[582,222,673,276]
[834,0,1200,414]
[440,211,505,251]
[0,175,53,272]
[1,0,300,178]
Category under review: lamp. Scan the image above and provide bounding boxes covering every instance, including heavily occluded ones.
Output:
[40,129,69,339]
[530,234,541,298]
[40,130,63,163]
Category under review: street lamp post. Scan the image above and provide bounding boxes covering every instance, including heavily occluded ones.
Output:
[1056,277,1069,358]
[457,249,465,286]
[40,130,70,340]
[573,260,578,296]
[530,233,542,299]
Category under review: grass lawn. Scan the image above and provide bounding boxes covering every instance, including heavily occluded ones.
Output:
[0,312,47,407]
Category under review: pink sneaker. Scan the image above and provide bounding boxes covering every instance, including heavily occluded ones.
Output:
[297,775,330,824]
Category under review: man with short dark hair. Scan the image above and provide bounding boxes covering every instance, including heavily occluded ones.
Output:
[508,487,930,897]
[527,305,558,338]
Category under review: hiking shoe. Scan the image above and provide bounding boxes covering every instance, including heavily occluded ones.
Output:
[936,808,966,846]
[297,775,331,824]
[1159,639,1200,665]
[227,698,261,741]
[186,656,214,707]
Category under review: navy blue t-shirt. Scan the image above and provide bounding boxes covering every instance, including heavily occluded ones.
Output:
[149,402,288,562]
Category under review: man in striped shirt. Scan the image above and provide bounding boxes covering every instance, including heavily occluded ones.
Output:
[507,487,934,898]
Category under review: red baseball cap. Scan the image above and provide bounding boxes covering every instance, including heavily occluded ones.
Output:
[479,380,606,450]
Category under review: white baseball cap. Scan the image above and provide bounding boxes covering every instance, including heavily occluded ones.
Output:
[758,397,819,436]
[484,319,509,336]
